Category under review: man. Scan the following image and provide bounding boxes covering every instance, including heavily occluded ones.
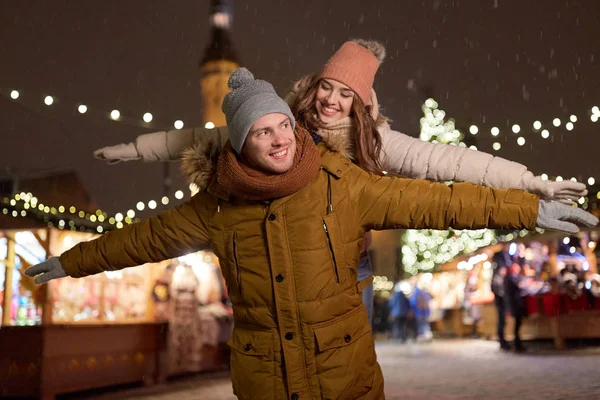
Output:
[505,263,527,352]
[491,245,512,350]
[26,68,597,399]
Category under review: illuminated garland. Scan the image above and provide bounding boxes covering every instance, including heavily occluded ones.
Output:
[422,98,600,151]
[2,193,115,233]
[3,86,597,144]
[1,87,218,131]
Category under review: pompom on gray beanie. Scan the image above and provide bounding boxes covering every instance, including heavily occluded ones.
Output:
[221,67,296,153]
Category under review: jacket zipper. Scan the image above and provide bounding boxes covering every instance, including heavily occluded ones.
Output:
[323,221,340,283]
[233,232,242,294]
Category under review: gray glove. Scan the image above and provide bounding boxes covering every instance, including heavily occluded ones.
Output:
[527,175,588,204]
[536,200,599,234]
[93,142,140,164]
[24,257,67,284]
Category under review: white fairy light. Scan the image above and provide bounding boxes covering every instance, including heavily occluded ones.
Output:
[541,129,550,139]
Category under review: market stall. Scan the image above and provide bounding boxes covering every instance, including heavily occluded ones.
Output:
[406,230,600,348]
[0,173,232,399]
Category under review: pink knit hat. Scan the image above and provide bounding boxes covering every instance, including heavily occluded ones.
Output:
[320,40,385,106]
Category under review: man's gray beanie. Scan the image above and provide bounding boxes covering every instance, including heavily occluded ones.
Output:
[222,67,296,153]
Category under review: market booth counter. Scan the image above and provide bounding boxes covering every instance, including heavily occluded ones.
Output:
[1,229,232,399]
[479,288,600,349]
[1,216,231,399]
[0,228,171,399]
[0,321,168,400]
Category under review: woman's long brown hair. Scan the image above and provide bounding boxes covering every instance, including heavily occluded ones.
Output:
[288,75,386,176]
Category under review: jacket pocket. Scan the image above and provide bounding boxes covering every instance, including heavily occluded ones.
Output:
[223,230,242,296]
[227,327,275,400]
[323,212,349,284]
[313,307,376,400]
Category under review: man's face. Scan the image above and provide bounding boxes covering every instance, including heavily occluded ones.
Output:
[242,113,296,174]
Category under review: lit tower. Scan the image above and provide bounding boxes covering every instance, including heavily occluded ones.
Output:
[199,0,240,127]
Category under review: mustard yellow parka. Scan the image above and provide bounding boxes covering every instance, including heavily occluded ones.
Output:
[60,144,538,400]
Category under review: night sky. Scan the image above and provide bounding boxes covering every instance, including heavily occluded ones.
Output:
[1,0,599,217]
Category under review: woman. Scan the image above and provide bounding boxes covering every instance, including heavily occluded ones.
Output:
[94,39,587,324]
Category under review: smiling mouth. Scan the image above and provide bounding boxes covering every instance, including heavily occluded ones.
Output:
[320,105,339,116]
[270,148,288,159]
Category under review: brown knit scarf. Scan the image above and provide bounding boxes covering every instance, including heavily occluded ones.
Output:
[216,125,322,201]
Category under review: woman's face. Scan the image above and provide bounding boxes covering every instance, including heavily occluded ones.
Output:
[315,79,354,124]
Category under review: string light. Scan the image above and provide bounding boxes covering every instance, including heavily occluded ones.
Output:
[566,122,574,131]
[541,174,548,181]
[541,129,550,139]
[175,190,184,200]
[148,200,157,210]
[3,87,595,141]
[517,137,526,146]
[492,142,501,151]
[589,177,595,185]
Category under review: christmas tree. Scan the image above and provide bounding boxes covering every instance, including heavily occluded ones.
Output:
[400,99,517,276]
